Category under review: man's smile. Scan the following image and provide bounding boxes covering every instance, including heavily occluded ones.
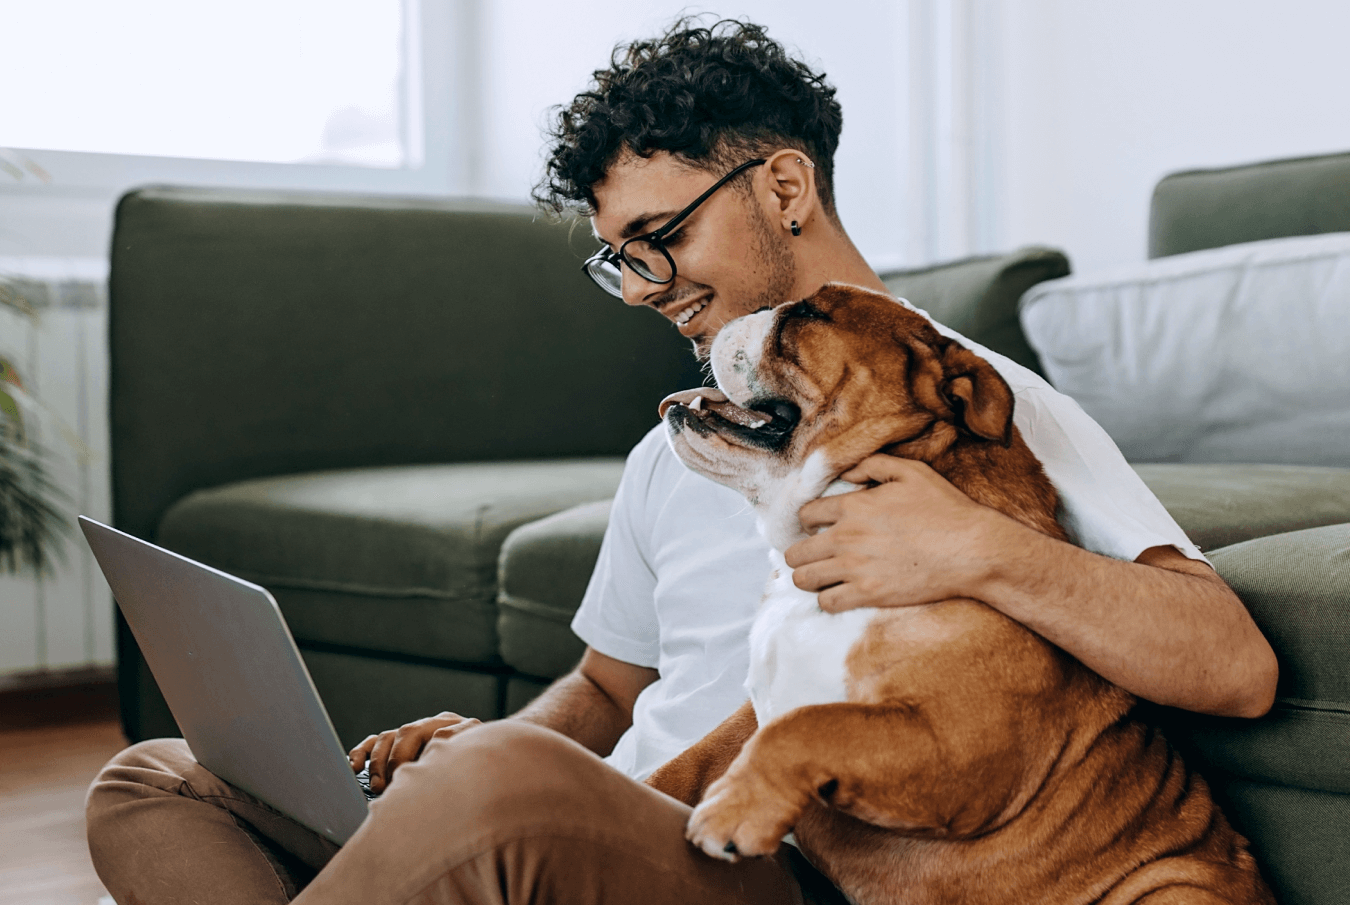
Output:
[673,297,710,328]
[655,292,714,335]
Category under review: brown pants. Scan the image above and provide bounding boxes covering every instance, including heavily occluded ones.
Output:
[86,720,841,904]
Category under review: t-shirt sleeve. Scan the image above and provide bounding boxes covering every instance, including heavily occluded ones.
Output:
[1014,385,1208,565]
[570,431,663,669]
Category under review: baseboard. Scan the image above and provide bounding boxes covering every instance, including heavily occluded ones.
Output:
[0,664,119,730]
[0,664,115,694]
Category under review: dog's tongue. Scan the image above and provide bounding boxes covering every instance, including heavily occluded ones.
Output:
[659,387,726,417]
[658,387,766,428]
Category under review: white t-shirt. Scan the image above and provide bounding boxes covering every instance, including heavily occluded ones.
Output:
[571,310,1205,782]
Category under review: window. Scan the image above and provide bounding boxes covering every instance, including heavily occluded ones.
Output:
[0,0,457,196]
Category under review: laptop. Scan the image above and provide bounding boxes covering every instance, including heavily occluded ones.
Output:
[80,515,373,844]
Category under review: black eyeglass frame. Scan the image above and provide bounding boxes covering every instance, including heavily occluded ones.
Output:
[582,158,767,297]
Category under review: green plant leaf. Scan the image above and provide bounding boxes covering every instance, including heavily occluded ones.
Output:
[0,432,70,575]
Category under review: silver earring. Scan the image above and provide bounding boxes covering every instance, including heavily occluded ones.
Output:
[795,158,815,168]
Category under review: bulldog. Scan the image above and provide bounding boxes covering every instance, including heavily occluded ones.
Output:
[647,284,1273,905]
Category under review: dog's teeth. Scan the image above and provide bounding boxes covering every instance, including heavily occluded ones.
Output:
[690,396,703,411]
[748,419,767,429]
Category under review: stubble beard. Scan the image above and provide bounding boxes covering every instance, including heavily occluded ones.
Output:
[691,207,799,363]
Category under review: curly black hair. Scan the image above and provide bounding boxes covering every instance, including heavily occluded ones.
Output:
[534,17,843,218]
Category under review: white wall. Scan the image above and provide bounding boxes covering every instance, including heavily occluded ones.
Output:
[8,2,1350,272]
[468,1,915,269]
[0,2,916,269]
[996,0,1350,273]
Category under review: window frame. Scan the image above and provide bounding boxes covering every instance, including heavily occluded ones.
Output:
[0,0,470,199]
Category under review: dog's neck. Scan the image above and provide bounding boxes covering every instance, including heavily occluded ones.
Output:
[756,429,1065,553]
[758,451,865,552]
[923,431,1067,541]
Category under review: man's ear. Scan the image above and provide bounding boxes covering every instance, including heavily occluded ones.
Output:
[939,341,1014,445]
[762,149,818,233]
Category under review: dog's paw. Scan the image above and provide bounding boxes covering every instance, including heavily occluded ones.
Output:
[686,770,802,862]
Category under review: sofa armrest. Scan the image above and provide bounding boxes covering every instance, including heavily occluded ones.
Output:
[1149,150,1350,259]
[496,500,611,680]
[1163,523,1350,905]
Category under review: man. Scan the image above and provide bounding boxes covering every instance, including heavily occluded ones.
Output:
[86,19,1277,905]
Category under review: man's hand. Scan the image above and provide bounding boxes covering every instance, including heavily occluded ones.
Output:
[786,454,1277,718]
[786,455,999,612]
[348,711,483,793]
[341,649,655,796]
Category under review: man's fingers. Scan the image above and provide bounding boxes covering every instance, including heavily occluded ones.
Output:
[783,530,838,569]
[349,735,378,772]
[796,495,846,534]
[430,718,482,741]
[789,559,849,593]
[816,583,863,614]
[389,726,431,774]
[367,732,397,792]
[839,454,920,485]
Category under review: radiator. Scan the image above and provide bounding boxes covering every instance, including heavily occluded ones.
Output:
[0,257,113,676]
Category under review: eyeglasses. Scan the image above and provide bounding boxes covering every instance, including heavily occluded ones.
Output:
[582,158,767,297]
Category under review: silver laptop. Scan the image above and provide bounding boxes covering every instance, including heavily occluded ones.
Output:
[80,515,370,844]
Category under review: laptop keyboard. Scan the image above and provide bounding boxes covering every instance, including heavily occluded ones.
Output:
[355,766,380,801]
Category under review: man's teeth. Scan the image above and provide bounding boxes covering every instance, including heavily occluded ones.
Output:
[675,299,709,325]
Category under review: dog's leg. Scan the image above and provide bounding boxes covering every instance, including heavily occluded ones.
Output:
[685,700,1033,861]
[645,700,758,807]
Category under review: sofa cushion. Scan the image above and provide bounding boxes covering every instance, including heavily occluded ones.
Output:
[496,500,609,679]
[1020,232,1350,467]
[1132,463,1350,551]
[880,246,1070,375]
[1164,523,1350,905]
[157,459,625,663]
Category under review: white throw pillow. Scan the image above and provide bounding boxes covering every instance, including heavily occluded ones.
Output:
[1019,232,1350,466]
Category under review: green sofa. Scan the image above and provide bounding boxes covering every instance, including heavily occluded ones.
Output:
[111,153,1350,905]
[109,188,702,743]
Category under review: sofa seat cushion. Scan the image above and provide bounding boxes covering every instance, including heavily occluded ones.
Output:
[157,459,625,663]
[489,463,1350,677]
[496,500,610,679]
[1132,463,1350,551]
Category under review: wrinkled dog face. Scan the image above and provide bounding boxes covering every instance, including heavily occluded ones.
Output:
[661,282,1013,549]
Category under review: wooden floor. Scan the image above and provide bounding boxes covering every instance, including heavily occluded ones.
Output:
[0,679,125,905]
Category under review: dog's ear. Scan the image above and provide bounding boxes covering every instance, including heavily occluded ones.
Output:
[939,341,1014,446]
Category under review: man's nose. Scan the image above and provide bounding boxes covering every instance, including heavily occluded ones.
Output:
[620,266,663,308]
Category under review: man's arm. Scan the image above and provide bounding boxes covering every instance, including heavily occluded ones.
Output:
[351,647,657,790]
[513,647,659,756]
[786,456,1279,719]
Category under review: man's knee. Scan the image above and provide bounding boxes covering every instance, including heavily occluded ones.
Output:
[88,738,191,807]
[426,719,591,769]
[86,736,238,834]
[398,719,600,793]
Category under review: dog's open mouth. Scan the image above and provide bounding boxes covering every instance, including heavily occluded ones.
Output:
[660,387,800,448]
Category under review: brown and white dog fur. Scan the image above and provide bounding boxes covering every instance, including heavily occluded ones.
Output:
[647,284,1273,905]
